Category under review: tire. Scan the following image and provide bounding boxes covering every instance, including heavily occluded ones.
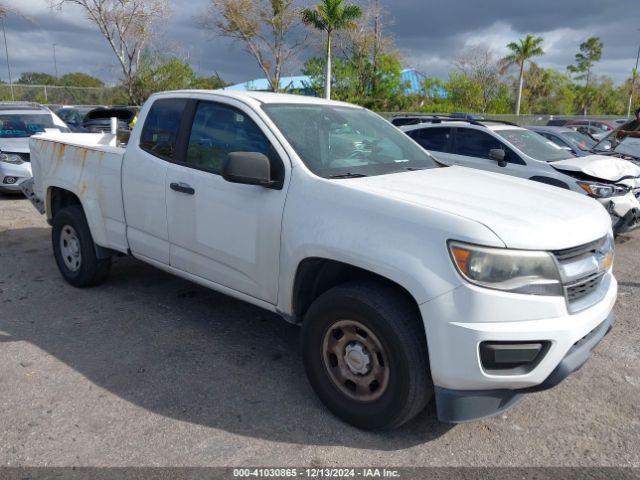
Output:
[301,281,433,430]
[52,205,111,287]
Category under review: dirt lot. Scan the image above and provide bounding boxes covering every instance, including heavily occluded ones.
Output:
[0,195,639,467]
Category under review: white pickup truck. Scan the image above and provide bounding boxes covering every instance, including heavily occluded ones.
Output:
[25,90,617,430]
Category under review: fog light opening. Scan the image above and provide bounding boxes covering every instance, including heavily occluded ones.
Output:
[3,176,18,185]
[480,341,550,375]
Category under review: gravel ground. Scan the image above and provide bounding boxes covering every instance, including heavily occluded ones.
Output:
[0,195,638,467]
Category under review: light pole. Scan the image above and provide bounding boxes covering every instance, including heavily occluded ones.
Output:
[627,42,640,118]
[1,16,14,101]
[53,43,58,79]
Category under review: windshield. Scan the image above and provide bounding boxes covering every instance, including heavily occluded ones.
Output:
[0,113,64,138]
[592,119,640,155]
[262,104,438,177]
[498,129,574,162]
[562,130,597,151]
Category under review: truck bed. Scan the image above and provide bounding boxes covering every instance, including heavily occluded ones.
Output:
[29,132,129,254]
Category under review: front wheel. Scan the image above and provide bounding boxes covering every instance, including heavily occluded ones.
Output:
[52,205,111,287]
[301,281,433,430]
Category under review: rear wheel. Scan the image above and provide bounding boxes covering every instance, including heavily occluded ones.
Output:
[52,205,111,287]
[301,281,433,430]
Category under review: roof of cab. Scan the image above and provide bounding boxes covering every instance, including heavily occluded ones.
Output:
[153,89,360,108]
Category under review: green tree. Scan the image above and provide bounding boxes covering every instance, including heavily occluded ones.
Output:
[454,46,505,113]
[585,76,625,115]
[133,52,197,103]
[59,72,104,88]
[568,36,603,87]
[568,36,603,114]
[132,51,226,104]
[301,0,362,99]
[191,74,227,90]
[499,34,544,116]
[302,52,403,109]
[17,72,58,85]
[523,67,576,114]
[445,72,510,114]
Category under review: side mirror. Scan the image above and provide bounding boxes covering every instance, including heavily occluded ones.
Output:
[489,148,507,167]
[222,152,279,188]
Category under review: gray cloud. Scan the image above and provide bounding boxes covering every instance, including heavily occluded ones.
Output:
[1,0,639,86]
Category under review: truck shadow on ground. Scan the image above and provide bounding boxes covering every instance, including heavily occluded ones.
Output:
[0,226,453,450]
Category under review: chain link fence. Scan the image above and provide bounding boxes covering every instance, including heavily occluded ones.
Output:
[0,84,124,106]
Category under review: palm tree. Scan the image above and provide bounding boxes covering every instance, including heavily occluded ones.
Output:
[301,0,362,99]
[500,34,545,115]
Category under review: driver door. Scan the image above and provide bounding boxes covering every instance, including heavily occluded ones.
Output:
[165,99,289,304]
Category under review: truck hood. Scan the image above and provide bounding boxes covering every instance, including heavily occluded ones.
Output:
[0,137,30,154]
[344,166,611,250]
[551,154,640,182]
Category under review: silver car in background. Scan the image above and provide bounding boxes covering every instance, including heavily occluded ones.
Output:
[0,103,69,194]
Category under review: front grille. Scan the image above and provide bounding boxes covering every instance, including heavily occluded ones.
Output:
[18,153,30,163]
[565,272,605,303]
[553,236,605,262]
[553,236,608,311]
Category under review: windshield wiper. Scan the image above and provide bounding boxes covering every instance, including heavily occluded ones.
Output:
[327,172,368,179]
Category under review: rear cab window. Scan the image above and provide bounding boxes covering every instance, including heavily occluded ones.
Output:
[139,98,188,161]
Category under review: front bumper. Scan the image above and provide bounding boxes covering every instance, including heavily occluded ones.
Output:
[419,272,617,422]
[435,311,614,422]
[0,161,32,193]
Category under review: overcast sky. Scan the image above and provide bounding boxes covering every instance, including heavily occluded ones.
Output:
[2,0,639,86]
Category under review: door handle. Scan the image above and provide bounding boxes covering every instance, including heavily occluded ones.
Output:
[170,182,195,195]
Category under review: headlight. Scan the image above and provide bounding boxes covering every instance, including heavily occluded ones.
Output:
[449,241,563,296]
[597,232,614,272]
[0,153,24,165]
[577,181,629,198]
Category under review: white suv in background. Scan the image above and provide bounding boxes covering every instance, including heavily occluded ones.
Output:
[400,118,640,235]
[0,102,69,194]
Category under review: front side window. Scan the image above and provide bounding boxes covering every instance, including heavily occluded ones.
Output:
[0,113,63,138]
[410,127,452,152]
[497,129,574,162]
[454,128,504,159]
[262,104,437,178]
[139,98,188,160]
[185,102,280,179]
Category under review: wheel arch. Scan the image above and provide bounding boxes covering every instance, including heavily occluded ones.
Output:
[47,185,82,224]
[290,257,423,324]
[46,185,113,259]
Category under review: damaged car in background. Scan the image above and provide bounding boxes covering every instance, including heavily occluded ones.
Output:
[590,118,640,167]
[400,117,640,235]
